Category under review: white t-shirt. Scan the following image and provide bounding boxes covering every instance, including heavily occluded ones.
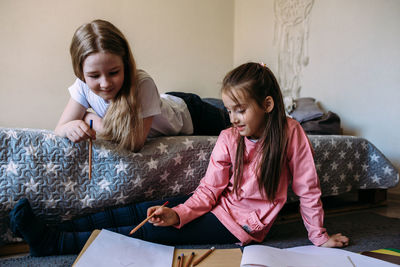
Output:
[68,70,193,137]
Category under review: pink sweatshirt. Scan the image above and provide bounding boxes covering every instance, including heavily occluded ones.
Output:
[172,117,329,246]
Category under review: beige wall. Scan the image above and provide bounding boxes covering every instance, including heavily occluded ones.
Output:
[0,0,233,130]
[234,0,400,194]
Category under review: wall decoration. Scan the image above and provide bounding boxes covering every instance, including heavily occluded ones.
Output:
[274,0,314,102]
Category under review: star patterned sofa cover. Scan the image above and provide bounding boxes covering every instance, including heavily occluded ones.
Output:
[0,127,398,245]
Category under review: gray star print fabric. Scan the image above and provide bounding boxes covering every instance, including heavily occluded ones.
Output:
[0,128,398,244]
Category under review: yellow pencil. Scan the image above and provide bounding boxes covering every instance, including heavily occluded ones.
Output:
[129,201,169,235]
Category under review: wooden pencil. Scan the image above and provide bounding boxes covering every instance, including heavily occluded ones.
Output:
[177,255,181,267]
[129,201,169,235]
[88,120,93,180]
[184,252,195,267]
[179,253,184,267]
[192,247,215,266]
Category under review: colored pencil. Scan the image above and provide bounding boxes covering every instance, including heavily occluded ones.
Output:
[178,253,184,267]
[177,255,181,267]
[88,120,93,180]
[129,201,169,235]
[192,247,215,266]
[184,252,195,267]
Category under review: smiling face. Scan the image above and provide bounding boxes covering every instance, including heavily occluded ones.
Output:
[222,90,269,139]
[82,52,125,101]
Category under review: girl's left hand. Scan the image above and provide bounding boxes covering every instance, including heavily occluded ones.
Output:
[321,233,349,248]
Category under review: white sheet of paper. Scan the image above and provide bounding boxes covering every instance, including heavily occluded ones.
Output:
[74,229,174,267]
[286,245,399,267]
[240,245,353,267]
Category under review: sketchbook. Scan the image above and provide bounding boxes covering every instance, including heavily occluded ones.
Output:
[240,245,399,267]
[72,229,174,267]
[72,229,243,267]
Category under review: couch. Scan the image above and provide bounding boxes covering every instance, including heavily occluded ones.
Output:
[0,127,398,245]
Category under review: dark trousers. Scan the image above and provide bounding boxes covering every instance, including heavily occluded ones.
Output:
[166,92,231,135]
[56,195,238,254]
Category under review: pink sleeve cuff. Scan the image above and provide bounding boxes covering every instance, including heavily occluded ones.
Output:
[311,232,330,246]
[171,205,189,229]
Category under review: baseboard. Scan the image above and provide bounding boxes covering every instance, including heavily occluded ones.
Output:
[277,191,388,223]
[358,189,387,204]
[388,192,400,201]
[0,242,29,257]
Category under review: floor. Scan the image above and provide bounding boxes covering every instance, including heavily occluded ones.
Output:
[1,192,400,260]
[369,192,400,219]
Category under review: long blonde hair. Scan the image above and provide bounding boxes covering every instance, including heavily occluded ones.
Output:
[70,19,142,151]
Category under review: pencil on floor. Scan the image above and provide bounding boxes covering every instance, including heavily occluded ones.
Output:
[347,256,356,267]
[88,119,93,180]
[184,252,195,267]
[192,247,215,266]
[178,253,184,267]
[176,255,181,267]
[129,201,169,235]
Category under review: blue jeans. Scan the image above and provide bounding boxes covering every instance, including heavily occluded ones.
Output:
[56,195,238,254]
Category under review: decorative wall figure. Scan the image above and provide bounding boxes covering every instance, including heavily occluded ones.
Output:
[274,0,314,104]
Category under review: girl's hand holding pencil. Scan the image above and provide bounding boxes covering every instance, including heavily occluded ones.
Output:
[129,201,173,235]
[147,203,179,227]
[58,120,96,143]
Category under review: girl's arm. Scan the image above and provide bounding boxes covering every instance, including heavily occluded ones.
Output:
[288,121,336,246]
[289,123,350,247]
[132,116,154,152]
[55,98,96,142]
[171,131,232,227]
